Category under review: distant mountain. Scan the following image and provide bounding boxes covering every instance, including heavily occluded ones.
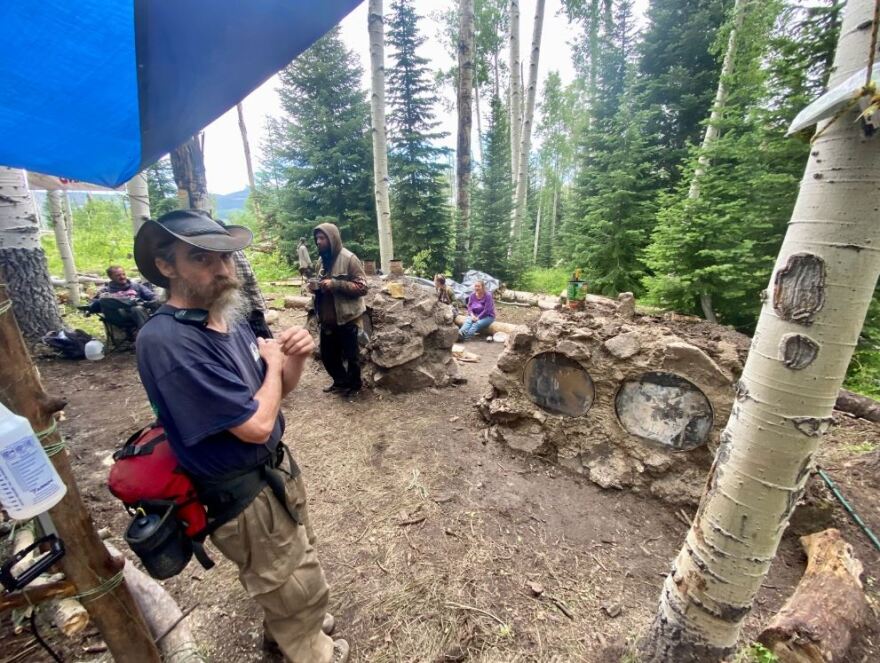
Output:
[213,188,250,217]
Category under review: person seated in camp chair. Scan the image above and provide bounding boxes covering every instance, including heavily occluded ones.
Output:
[87,265,157,328]
[133,210,349,663]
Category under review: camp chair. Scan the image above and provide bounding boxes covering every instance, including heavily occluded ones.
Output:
[94,298,146,353]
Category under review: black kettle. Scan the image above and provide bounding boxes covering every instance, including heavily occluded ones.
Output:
[125,503,192,579]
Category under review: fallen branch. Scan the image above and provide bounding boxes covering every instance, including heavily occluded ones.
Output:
[758,529,867,663]
[835,388,880,423]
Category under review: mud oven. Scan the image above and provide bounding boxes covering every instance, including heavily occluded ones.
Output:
[480,296,750,505]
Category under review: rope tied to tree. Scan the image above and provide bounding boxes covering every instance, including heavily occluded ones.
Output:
[73,569,124,603]
[34,419,67,456]
[811,0,880,143]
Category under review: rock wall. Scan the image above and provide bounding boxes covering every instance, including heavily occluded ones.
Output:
[479,295,750,505]
[361,278,460,392]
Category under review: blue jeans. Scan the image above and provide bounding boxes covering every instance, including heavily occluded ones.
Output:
[459,316,495,340]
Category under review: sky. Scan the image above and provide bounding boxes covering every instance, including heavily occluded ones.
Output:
[203,0,649,194]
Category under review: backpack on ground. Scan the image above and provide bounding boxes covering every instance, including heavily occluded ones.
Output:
[42,329,94,359]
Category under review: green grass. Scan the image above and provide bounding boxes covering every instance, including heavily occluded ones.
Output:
[42,198,136,277]
[844,441,877,454]
[514,267,571,296]
[843,347,880,400]
[733,643,778,663]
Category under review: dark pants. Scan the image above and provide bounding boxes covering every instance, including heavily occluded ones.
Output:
[319,322,361,390]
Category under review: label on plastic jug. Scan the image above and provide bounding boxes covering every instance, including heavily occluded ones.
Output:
[0,435,64,507]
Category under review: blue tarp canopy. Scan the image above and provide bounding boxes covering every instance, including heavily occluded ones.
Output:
[0,1,362,187]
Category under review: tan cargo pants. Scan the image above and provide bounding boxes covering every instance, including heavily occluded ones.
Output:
[211,473,333,663]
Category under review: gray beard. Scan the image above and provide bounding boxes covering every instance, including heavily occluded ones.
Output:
[210,288,247,328]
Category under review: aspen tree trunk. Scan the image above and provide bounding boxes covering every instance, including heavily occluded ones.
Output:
[511,0,545,249]
[126,171,151,235]
[639,1,880,659]
[48,190,79,306]
[532,195,542,263]
[688,0,745,201]
[474,81,484,163]
[550,182,559,262]
[455,0,475,277]
[170,134,210,212]
[508,0,521,184]
[0,167,62,339]
[170,136,265,312]
[236,103,257,193]
[62,191,73,246]
[368,0,394,273]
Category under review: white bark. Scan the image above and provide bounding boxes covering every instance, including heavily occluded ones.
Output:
[368,0,394,273]
[474,81,484,163]
[532,191,542,263]
[236,102,256,193]
[511,0,545,250]
[508,0,522,184]
[126,171,151,235]
[549,183,558,250]
[688,0,745,201]
[0,167,40,251]
[455,0,476,271]
[62,192,73,246]
[48,190,80,306]
[640,2,880,660]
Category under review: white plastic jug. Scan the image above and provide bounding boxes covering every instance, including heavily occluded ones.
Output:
[0,402,67,520]
[84,339,104,361]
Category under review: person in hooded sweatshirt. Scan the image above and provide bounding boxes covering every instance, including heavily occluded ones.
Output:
[308,223,368,396]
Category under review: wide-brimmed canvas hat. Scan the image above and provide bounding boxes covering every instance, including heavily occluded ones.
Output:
[134,209,252,288]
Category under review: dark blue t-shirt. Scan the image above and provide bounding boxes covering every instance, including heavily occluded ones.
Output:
[135,305,283,479]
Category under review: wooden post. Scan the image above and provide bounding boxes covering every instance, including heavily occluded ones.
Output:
[0,280,161,663]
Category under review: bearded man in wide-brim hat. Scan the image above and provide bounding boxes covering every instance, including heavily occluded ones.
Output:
[133,209,349,663]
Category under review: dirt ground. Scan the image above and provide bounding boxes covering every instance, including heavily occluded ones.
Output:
[4,301,880,662]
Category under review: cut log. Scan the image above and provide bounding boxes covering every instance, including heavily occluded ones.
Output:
[51,597,90,636]
[106,544,206,663]
[284,295,312,309]
[758,529,867,663]
[835,388,880,423]
[0,578,75,613]
[454,315,527,336]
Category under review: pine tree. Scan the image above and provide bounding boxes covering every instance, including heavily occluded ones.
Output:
[273,28,376,261]
[565,0,657,296]
[471,95,514,280]
[145,158,178,218]
[386,0,452,275]
[638,0,730,186]
[644,0,839,330]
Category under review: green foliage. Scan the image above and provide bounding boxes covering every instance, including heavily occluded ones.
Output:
[243,248,293,283]
[845,291,880,398]
[42,198,134,276]
[262,28,377,264]
[471,95,514,282]
[145,158,178,218]
[644,0,838,330]
[387,0,452,274]
[637,0,729,186]
[733,643,779,663]
[409,248,433,278]
[515,267,570,296]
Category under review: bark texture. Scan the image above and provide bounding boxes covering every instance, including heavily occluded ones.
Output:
[758,529,867,663]
[48,189,80,306]
[640,1,880,659]
[368,0,395,273]
[512,0,545,245]
[126,171,151,235]
[170,135,210,212]
[508,0,521,183]
[0,167,62,339]
[0,285,161,662]
[455,0,475,276]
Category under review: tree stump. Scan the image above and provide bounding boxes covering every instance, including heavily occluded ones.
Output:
[758,529,868,662]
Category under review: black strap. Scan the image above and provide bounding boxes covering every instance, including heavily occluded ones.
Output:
[113,430,166,461]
